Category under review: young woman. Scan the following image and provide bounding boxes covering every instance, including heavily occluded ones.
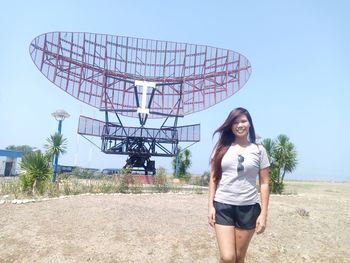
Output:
[208,107,270,263]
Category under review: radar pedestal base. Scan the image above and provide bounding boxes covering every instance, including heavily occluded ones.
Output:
[124,154,156,176]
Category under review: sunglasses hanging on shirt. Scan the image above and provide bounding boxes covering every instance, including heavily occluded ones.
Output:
[237,154,244,172]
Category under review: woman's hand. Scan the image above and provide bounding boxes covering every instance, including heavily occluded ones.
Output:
[255,214,267,234]
[208,206,216,227]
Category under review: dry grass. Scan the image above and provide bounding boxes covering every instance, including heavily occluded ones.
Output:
[0,180,349,262]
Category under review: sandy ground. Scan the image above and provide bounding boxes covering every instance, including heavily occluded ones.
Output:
[0,181,350,263]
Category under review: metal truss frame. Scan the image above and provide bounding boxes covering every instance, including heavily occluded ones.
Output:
[30,32,251,174]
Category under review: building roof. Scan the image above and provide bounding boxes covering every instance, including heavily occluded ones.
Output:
[0,149,24,158]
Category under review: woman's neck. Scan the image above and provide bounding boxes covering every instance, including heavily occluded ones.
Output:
[233,138,250,147]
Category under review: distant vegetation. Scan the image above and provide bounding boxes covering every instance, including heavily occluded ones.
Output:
[0,167,208,199]
[172,147,192,182]
[2,138,209,199]
[6,145,39,156]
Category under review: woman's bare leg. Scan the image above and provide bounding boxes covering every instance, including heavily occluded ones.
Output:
[234,228,255,263]
[215,224,236,263]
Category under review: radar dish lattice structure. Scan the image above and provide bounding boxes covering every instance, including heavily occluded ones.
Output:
[30,32,252,174]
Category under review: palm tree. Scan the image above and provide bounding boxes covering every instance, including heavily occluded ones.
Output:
[262,134,297,194]
[262,138,279,193]
[261,138,275,161]
[274,134,297,184]
[44,133,67,182]
[44,133,67,160]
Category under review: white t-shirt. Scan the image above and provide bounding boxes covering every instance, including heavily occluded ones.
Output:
[214,143,270,206]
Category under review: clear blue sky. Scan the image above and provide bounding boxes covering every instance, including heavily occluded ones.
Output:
[1,0,349,181]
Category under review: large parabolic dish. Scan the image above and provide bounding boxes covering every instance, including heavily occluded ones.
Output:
[29,32,251,119]
[29,32,252,174]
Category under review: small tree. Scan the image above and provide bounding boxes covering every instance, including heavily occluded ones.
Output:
[172,147,192,182]
[44,133,67,162]
[262,134,297,194]
[44,133,68,182]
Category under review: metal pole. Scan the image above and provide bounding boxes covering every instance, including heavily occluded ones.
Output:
[58,119,62,133]
[52,120,63,183]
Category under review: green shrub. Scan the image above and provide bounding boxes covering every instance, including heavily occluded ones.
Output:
[154,167,169,193]
[99,179,116,193]
[118,168,134,193]
[19,152,52,195]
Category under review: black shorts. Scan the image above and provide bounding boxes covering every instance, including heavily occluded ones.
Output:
[214,201,261,230]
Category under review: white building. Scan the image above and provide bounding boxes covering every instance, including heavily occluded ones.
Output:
[0,149,23,176]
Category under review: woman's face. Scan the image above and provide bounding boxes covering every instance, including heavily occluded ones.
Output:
[231,114,251,139]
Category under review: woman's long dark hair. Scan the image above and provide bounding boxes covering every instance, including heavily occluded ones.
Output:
[211,107,256,183]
